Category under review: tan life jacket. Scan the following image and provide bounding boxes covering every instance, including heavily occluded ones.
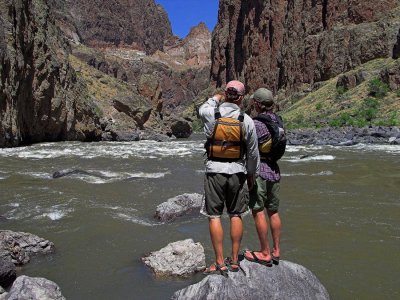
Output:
[205,107,246,161]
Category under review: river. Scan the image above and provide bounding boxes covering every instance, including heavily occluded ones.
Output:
[0,134,399,299]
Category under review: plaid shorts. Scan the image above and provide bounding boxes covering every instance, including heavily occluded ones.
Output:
[201,173,249,217]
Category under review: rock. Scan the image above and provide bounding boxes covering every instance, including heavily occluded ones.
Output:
[170,118,193,138]
[389,137,399,144]
[110,131,140,142]
[112,96,153,128]
[49,0,172,54]
[142,239,205,277]
[4,275,65,300]
[338,140,357,146]
[0,0,101,148]
[155,193,203,222]
[0,231,55,266]
[172,260,330,300]
[286,126,400,145]
[164,22,211,66]
[0,252,16,288]
[211,0,400,95]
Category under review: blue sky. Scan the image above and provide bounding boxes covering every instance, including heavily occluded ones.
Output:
[155,0,219,38]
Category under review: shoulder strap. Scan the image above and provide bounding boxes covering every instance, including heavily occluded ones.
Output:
[214,107,221,119]
[238,111,244,122]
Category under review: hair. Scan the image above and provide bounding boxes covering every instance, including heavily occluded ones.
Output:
[255,101,275,112]
[225,93,241,102]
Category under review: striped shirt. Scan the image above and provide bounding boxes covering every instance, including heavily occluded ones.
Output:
[253,112,281,182]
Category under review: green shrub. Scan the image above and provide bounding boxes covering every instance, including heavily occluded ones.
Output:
[315,103,323,110]
[368,78,389,98]
[388,111,399,126]
[396,89,400,97]
[359,97,379,121]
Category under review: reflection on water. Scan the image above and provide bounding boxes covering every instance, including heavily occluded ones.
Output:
[0,136,399,299]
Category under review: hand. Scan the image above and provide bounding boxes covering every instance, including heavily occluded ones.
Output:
[213,94,224,103]
[247,174,255,191]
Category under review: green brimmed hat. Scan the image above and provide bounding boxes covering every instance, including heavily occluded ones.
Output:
[250,88,274,109]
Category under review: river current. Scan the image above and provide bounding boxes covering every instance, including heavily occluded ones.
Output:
[0,134,399,299]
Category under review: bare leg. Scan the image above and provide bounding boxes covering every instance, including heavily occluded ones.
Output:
[209,217,225,266]
[244,210,271,261]
[230,216,243,263]
[267,210,281,257]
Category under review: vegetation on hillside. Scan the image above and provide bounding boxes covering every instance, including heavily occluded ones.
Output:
[281,58,400,129]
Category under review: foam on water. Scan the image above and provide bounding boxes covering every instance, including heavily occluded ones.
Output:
[20,171,52,179]
[311,170,334,176]
[0,140,205,160]
[111,212,158,226]
[69,170,170,184]
[41,210,67,221]
[286,155,336,163]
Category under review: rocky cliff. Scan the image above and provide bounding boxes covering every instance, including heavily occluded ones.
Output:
[48,0,172,54]
[0,0,101,148]
[211,0,400,95]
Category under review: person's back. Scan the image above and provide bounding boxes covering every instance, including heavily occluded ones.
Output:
[199,80,259,276]
[244,87,283,266]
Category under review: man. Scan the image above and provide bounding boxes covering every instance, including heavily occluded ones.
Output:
[199,80,259,276]
[244,88,283,266]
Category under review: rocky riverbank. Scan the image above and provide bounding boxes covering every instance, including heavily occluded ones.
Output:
[0,231,65,300]
[287,126,400,145]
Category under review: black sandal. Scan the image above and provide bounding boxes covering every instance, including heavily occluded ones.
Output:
[224,257,240,272]
[203,263,229,277]
[271,254,280,265]
[244,250,273,267]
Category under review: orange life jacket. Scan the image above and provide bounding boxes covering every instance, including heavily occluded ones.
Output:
[205,107,245,161]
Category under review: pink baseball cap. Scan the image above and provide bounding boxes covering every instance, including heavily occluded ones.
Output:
[225,80,245,96]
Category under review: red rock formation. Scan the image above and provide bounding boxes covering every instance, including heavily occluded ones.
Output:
[211,0,400,95]
[164,22,212,66]
[49,0,172,54]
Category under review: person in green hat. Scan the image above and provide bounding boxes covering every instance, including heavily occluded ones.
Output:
[244,87,285,266]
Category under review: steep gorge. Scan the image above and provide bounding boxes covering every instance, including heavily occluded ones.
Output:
[211,0,400,95]
[0,0,101,147]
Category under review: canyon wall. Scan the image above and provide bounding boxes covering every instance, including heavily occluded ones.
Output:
[0,0,101,147]
[48,0,172,54]
[211,0,400,94]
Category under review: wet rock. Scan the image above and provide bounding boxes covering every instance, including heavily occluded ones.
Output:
[172,259,330,300]
[170,118,193,138]
[142,239,205,277]
[155,193,203,222]
[110,131,140,142]
[287,126,400,145]
[4,275,65,300]
[0,231,54,266]
[0,252,16,288]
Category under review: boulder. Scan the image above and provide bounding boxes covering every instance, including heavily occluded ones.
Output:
[172,260,330,300]
[142,239,205,277]
[3,276,65,300]
[155,193,203,222]
[0,252,16,288]
[170,118,193,138]
[0,231,54,265]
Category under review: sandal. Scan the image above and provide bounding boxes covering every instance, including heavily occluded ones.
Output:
[271,254,280,265]
[224,257,240,272]
[244,250,272,267]
[203,263,229,277]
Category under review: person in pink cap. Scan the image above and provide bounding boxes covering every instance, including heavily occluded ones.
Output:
[199,80,260,276]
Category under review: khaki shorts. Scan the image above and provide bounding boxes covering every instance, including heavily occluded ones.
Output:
[202,173,249,217]
[249,176,280,212]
